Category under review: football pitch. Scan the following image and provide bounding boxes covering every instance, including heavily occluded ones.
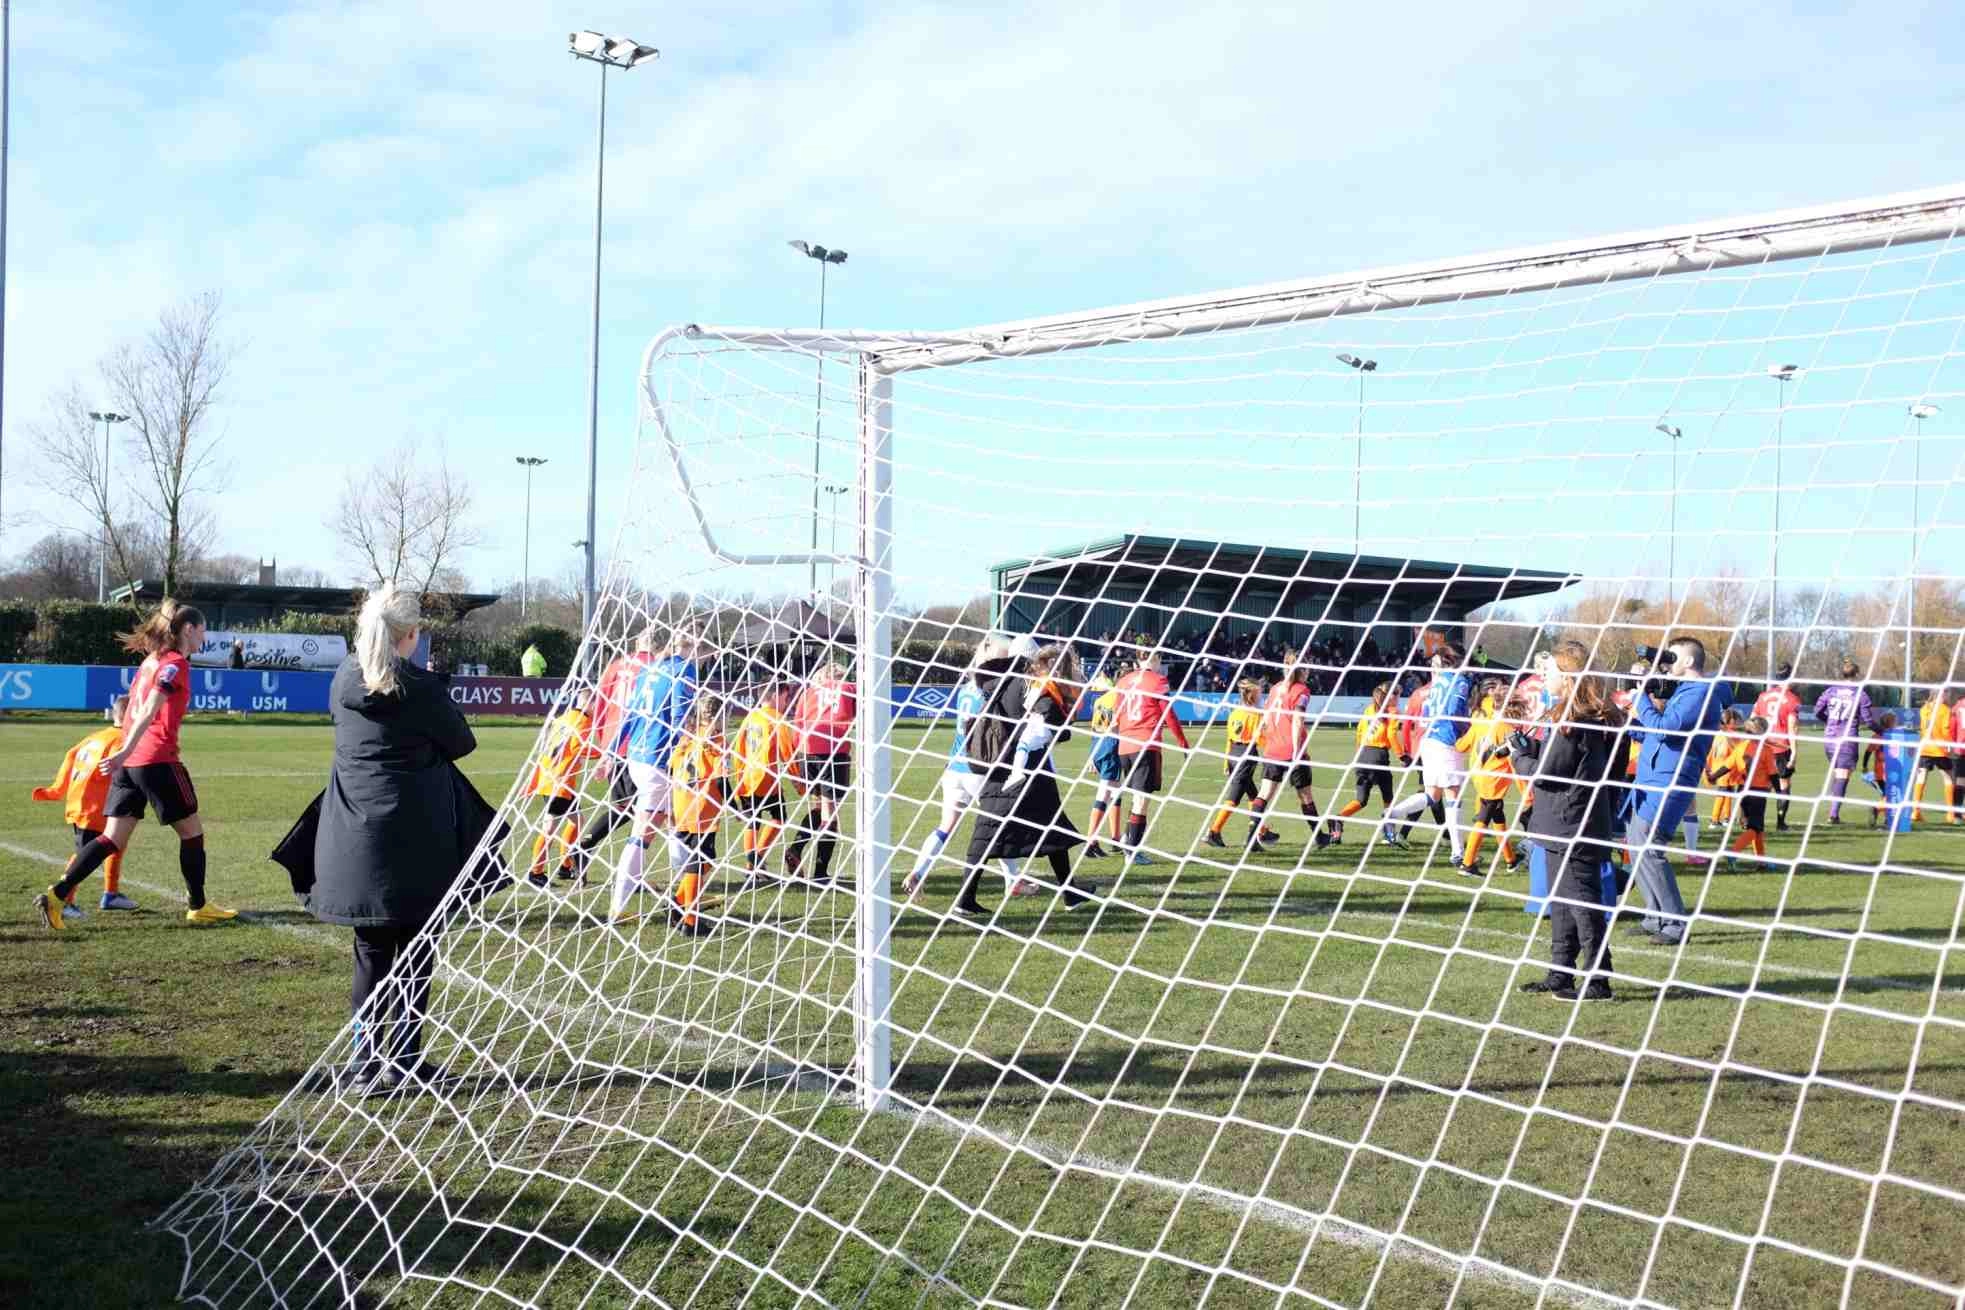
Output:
[3,716,1962,1309]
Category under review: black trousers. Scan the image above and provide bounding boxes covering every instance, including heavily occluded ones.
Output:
[1547,854,1613,989]
[351,922,436,1069]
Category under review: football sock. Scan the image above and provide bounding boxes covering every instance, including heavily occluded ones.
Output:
[180,835,208,910]
[53,835,119,899]
[912,828,951,877]
[611,838,647,918]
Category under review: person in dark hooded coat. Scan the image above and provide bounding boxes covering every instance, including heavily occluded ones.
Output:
[311,584,477,1093]
[954,643,1093,916]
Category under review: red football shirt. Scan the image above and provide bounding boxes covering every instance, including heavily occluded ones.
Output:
[123,650,190,767]
[1396,682,1430,759]
[586,652,651,756]
[1114,669,1189,754]
[1259,681,1310,762]
[796,673,857,756]
[1752,687,1800,756]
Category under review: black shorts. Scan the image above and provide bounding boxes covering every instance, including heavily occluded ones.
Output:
[1473,796,1508,825]
[540,793,577,818]
[1224,754,1261,804]
[1353,747,1393,805]
[1118,751,1162,794]
[73,824,102,854]
[1774,751,1797,781]
[801,753,852,798]
[1740,793,1768,832]
[732,788,786,823]
[1262,761,1314,792]
[676,829,717,868]
[105,763,198,825]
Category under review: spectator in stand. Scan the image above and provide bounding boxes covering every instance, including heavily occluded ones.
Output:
[1751,664,1802,831]
[1814,661,1877,825]
[229,639,247,670]
[1625,636,1730,947]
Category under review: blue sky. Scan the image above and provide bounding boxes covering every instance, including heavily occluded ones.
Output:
[3,1,1964,612]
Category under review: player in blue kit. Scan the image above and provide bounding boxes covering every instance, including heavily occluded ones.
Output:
[608,631,703,921]
[1378,642,1476,865]
[902,644,997,899]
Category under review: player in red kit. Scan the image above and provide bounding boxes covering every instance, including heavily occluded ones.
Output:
[786,661,857,884]
[1751,662,1802,830]
[1111,648,1190,865]
[564,625,657,877]
[36,600,237,928]
[1244,650,1330,853]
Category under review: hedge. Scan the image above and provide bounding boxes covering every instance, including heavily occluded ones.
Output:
[36,601,139,666]
[0,602,35,662]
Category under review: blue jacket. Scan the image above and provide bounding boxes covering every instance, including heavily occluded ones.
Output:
[1631,676,1731,790]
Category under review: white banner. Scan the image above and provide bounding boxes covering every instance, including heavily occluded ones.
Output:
[193,631,348,671]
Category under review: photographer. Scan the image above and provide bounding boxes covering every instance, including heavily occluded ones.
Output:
[1506,641,1620,1000]
[1624,636,1731,947]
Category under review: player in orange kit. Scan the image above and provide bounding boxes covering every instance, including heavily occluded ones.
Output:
[1202,680,1269,849]
[1326,683,1397,842]
[1724,716,1780,864]
[1111,647,1190,865]
[731,682,799,887]
[1703,708,1750,830]
[1913,688,1956,823]
[1454,683,1521,876]
[667,698,726,935]
[521,701,598,889]
[31,695,133,917]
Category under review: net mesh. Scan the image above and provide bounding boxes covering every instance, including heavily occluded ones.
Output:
[160,189,1965,1309]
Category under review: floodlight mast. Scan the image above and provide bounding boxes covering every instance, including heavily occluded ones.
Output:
[790,239,849,598]
[1655,422,1683,611]
[1906,402,1941,706]
[567,29,659,631]
[1336,353,1376,556]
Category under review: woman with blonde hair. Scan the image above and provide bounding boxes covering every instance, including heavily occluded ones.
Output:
[311,584,477,1094]
[36,599,236,929]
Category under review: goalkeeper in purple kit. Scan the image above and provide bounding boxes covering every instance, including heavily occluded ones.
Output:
[1813,660,1876,825]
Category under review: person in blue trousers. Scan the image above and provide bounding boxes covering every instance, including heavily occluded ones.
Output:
[1624,636,1731,947]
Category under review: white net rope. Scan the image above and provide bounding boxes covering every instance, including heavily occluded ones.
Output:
[161,190,1965,1309]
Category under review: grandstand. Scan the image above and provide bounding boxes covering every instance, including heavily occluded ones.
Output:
[990,534,1578,689]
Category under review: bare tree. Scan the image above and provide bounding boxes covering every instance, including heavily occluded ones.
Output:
[329,438,482,593]
[99,292,232,596]
[29,380,149,597]
[0,531,96,599]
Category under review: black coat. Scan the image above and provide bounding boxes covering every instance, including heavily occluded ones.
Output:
[965,670,1082,862]
[1511,719,1618,863]
[310,655,479,928]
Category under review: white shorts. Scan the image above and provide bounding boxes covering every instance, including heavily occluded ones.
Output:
[940,770,984,810]
[1419,737,1468,792]
[627,761,673,817]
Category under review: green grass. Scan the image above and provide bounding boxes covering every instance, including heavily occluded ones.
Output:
[3,716,1963,1309]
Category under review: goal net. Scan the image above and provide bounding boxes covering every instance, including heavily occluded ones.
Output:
[160,187,1965,1308]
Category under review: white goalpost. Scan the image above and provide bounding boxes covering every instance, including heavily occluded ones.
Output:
[159,185,1965,1309]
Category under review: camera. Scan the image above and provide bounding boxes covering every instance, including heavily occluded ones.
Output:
[1505,729,1535,757]
[1635,643,1677,699]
